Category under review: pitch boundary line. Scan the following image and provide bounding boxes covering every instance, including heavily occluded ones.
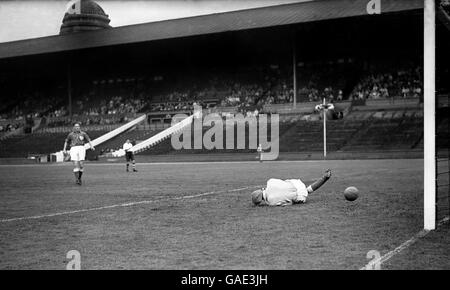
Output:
[0,185,260,223]
[0,159,423,167]
[360,216,450,270]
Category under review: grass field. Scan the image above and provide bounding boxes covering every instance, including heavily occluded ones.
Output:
[0,159,449,270]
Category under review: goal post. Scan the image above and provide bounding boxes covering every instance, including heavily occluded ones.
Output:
[424,0,436,230]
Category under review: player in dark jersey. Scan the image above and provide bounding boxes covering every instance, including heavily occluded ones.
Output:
[63,123,95,185]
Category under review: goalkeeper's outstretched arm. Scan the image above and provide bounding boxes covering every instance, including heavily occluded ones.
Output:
[306,169,332,193]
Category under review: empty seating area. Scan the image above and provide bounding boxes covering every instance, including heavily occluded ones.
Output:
[278,119,367,152]
[342,118,423,151]
[275,107,424,153]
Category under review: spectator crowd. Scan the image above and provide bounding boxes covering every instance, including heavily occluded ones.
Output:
[0,62,425,129]
[0,122,21,134]
[349,67,422,101]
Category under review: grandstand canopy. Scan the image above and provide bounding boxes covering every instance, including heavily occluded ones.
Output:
[0,0,423,59]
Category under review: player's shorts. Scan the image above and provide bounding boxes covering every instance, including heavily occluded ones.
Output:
[125,151,134,162]
[69,145,86,161]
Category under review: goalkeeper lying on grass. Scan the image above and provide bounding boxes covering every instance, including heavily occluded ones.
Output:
[251,169,332,206]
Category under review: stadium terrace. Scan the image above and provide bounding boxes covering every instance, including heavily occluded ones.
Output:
[170,105,279,160]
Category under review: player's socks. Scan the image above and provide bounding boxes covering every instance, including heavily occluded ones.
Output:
[77,170,83,185]
[73,168,79,182]
[74,173,81,185]
[126,164,129,172]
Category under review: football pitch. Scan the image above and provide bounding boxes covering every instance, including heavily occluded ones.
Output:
[0,159,449,270]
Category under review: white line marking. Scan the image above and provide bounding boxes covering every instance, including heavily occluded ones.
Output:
[361,216,450,270]
[0,159,422,167]
[0,160,316,167]
[0,185,260,223]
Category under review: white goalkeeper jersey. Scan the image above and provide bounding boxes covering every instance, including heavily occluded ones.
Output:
[262,178,310,206]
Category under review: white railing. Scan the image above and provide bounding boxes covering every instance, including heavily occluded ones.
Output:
[84,114,147,149]
[52,114,147,162]
[130,112,198,154]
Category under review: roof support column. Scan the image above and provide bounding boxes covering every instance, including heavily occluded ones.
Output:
[67,62,72,118]
[292,29,297,109]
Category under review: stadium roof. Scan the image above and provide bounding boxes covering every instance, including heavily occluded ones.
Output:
[0,0,423,59]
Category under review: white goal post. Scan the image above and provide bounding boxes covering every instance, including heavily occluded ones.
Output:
[424,0,436,230]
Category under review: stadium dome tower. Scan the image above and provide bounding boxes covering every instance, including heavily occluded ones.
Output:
[59,0,112,35]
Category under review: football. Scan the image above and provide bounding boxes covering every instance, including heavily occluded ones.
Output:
[344,186,359,201]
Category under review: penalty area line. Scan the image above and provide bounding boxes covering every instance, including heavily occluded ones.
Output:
[0,185,260,223]
[360,216,450,270]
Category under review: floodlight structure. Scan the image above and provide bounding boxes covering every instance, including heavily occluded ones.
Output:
[315,98,334,158]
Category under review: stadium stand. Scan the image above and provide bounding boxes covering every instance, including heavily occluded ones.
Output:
[0,59,424,129]
[349,66,423,101]
[278,119,368,152]
[129,107,424,156]
[0,59,427,159]
[342,110,423,151]
[0,4,433,161]
[0,131,107,158]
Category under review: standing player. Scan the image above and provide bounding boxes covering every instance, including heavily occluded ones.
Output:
[63,123,95,185]
[123,139,137,172]
[257,143,263,163]
[251,169,332,206]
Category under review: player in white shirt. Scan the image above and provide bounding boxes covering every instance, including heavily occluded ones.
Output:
[123,139,137,172]
[256,144,263,163]
[251,169,332,206]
